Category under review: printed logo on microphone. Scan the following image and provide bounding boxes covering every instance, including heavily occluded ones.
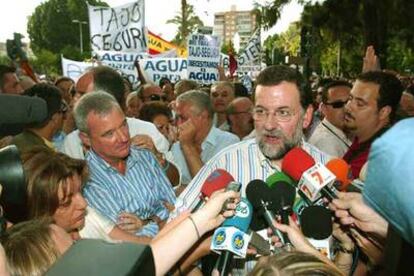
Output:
[232,232,245,250]
[206,170,223,182]
[214,229,226,246]
[234,200,250,218]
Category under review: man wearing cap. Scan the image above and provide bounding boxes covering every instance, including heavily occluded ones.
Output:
[308,80,352,157]
[12,83,67,154]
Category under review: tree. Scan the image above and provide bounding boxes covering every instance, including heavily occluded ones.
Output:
[166,0,204,47]
[259,0,414,75]
[27,0,105,59]
[253,0,292,30]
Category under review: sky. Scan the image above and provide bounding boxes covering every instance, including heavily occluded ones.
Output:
[0,0,303,43]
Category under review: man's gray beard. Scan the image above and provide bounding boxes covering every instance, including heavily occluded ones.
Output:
[256,120,304,161]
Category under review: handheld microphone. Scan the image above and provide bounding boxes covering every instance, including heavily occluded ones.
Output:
[211,198,253,276]
[325,159,352,191]
[300,205,334,259]
[191,169,234,212]
[265,171,295,188]
[246,180,295,250]
[272,181,296,251]
[282,147,337,203]
[0,94,47,124]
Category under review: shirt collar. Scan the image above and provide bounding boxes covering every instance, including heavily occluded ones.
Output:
[201,126,218,151]
[87,147,140,174]
[321,118,349,140]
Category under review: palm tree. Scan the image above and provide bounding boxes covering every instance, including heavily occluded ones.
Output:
[253,0,291,30]
[167,0,204,47]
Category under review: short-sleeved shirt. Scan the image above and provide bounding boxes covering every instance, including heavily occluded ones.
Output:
[83,147,176,237]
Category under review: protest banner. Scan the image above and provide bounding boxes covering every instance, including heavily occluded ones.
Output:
[95,50,150,87]
[88,1,147,52]
[61,56,93,82]
[237,29,261,68]
[140,58,187,84]
[187,34,221,84]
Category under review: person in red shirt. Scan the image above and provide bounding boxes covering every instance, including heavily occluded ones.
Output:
[343,71,403,179]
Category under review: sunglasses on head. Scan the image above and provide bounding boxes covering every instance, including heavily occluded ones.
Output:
[148,94,167,102]
[325,100,347,109]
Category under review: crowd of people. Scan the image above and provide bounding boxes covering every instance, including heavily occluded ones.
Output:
[0,44,413,276]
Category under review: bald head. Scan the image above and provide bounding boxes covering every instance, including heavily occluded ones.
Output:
[226,97,254,139]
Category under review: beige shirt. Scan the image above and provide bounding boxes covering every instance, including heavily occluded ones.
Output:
[308,118,351,158]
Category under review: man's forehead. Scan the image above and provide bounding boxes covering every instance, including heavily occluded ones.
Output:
[234,99,253,110]
[145,86,162,94]
[87,107,124,126]
[212,85,232,93]
[328,85,351,99]
[351,80,379,99]
[254,82,301,103]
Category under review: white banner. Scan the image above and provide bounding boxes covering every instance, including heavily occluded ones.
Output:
[61,56,93,82]
[238,29,261,68]
[187,34,221,84]
[88,1,147,52]
[96,50,150,87]
[140,58,187,84]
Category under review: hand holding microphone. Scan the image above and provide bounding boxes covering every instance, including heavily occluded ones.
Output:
[192,189,240,235]
[269,216,320,256]
[329,192,388,239]
[191,169,235,212]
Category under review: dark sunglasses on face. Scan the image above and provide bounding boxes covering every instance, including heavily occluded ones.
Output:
[148,94,167,102]
[325,100,347,109]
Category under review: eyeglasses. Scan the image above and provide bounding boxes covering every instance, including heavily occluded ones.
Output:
[145,94,168,102]
[325,101,347,109]
[252,107,296,122]
[229,109,252,115]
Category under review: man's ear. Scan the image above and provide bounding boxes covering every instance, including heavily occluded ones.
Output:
[302,105,314,129]
[379,105,392,121]
[79,131,91,148]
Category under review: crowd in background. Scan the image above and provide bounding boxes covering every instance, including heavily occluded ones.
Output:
[0,44,413,275]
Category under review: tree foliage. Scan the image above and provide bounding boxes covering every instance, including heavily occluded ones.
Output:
[167,0,204,47]
[27,0,106,74]
[259,0,414,76]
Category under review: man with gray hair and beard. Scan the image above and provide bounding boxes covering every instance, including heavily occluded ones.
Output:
[170,65,331,273]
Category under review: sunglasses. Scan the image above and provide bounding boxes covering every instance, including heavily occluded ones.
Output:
[325,100,347,109]
[147,94,167,102]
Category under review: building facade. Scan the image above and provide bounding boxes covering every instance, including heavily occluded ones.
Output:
[213,5,257,51]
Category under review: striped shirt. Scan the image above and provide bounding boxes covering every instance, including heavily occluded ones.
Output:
[171,138,331,274]
[83,147,176,238]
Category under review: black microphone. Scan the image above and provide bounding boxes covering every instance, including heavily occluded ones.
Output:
[0,94,47,124]
[272,181,296,250]
[246,179,295,250]
[300,205,334,259]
